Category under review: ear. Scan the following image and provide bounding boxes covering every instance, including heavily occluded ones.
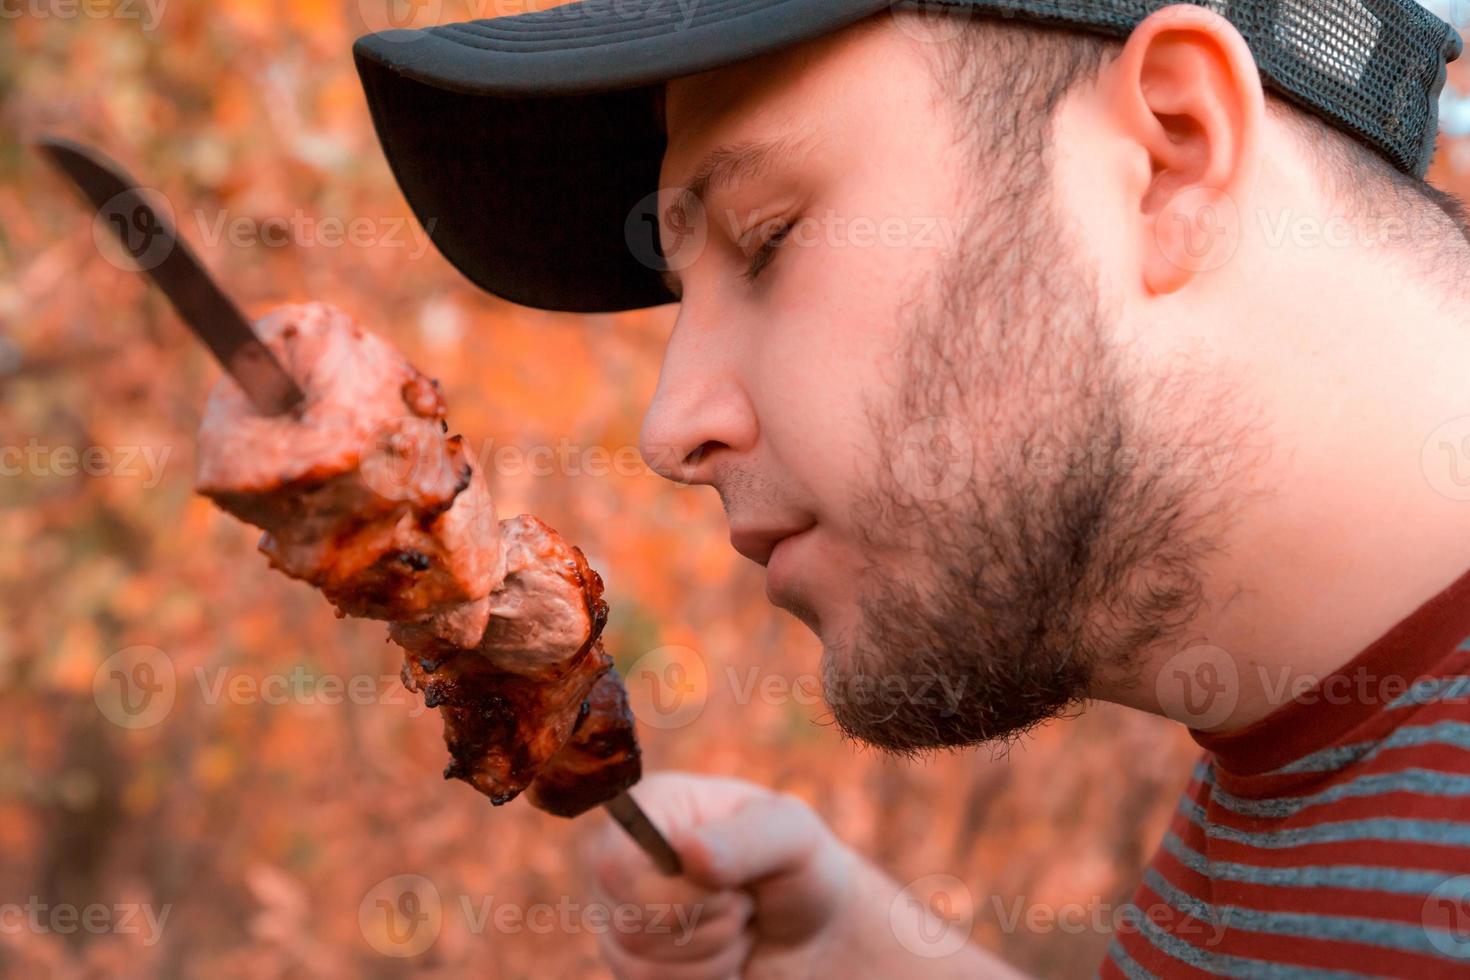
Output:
[1102,5,1264,294]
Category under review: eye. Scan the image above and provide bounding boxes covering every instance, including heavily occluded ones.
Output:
[741,220,792,284]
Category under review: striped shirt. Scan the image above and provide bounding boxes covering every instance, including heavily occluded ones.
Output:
[1102,570,1470,977]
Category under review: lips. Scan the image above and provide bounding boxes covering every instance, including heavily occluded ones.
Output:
[729,522,816,568]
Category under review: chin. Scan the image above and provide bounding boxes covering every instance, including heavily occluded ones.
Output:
[769,582,826,635]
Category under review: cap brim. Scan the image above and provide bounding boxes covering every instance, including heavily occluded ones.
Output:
[354,0,897,313]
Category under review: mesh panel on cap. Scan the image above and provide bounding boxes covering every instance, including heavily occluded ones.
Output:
[902,0,1462,177]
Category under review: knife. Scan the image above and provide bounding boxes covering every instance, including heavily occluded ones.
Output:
[37,134,683,877]
[35,135,305,417]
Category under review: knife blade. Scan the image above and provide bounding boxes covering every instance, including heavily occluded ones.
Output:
[35,135,305,417]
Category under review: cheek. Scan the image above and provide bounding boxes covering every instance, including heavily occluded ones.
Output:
[744,262,911,528]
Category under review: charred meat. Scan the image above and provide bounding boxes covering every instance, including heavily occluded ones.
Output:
[196,303,641,817]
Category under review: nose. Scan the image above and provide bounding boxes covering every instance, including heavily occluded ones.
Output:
[638,316,757,486]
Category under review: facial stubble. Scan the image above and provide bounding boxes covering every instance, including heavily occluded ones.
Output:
[824,177,1241,755]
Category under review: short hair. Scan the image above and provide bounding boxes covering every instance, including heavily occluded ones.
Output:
[916,13,1470,251]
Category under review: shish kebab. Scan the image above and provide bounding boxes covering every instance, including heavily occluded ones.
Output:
[38,136,681,875]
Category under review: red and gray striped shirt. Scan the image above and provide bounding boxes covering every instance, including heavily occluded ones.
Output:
[1102,569,1470,977]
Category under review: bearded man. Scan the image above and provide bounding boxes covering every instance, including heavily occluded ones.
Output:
[355,1,1470,973]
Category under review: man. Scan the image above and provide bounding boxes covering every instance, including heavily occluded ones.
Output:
[354,0,1470,974]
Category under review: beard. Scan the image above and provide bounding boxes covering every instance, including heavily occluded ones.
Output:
[822,167,1248,756]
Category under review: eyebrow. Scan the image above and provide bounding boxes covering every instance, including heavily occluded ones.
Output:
[658,134,809,298]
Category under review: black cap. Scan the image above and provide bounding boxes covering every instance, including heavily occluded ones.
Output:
[354,0,1463,314]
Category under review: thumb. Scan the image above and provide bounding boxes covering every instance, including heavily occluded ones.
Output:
[676,792,850,942]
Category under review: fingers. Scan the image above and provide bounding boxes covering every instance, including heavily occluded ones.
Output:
[631,772,784,829]
[599,927,754,980]
[678,793,827,890]
[583,773,784,901]
[581,774,851,977]
[589,853,754,970]
[678,793,853,944]
[605,890,754,964]
[587,796,757,969]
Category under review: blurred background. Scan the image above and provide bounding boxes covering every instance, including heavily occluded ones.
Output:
[3,1,1470,977]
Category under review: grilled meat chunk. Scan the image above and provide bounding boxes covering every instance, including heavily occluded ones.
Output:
[398,636,612,805]
[527,668,642,818]
[388,516,614,805]
[196,303,643,817]
[196,303,503,620]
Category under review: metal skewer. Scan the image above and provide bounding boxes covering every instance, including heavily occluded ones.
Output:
[605,791,682,876]
[38,134,684,877]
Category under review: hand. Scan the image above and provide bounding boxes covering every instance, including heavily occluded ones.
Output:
[584,772,856,979]
[582,772,1014,979]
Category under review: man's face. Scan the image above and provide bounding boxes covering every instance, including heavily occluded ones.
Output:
[646,21,973,640]
[641,18,1238,751]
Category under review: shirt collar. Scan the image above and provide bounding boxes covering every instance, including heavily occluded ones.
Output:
[1192,565,1470,779]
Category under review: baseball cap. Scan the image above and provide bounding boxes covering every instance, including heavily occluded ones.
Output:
[353,0,1463,314]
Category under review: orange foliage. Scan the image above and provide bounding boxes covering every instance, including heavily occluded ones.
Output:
[7,4,1466,979]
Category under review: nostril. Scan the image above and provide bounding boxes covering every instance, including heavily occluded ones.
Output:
[683,441,722,469]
